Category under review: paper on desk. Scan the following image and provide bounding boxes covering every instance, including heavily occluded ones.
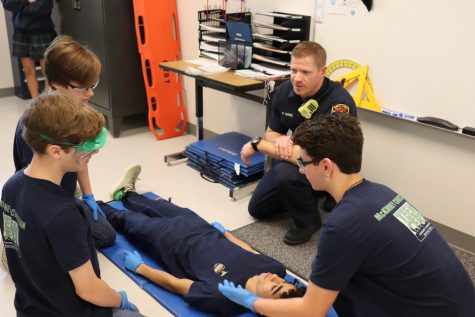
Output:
[198,64,229,74]
[235,69,287,80]
[250,63,290,76]
[187,58,219,67]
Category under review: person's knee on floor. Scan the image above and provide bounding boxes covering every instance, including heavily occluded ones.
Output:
[78,200,116,248]
[272,163,322,245]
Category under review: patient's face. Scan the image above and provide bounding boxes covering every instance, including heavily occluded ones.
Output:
[255,273,296,299]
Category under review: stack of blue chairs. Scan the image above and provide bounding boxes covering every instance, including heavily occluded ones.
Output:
[184,132,265,189]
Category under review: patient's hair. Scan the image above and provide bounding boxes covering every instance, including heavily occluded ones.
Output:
[280,286,307,298]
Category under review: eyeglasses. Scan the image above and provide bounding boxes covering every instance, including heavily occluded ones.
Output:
[68,79,99,93]
[296,157,321,169]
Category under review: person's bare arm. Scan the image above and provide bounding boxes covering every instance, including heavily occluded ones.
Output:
[77,165,92,195]
[136,264,193,296]
[69,260,122,308]
[253,281,339,317]
[241,140,300,167]
[222,231,256,253]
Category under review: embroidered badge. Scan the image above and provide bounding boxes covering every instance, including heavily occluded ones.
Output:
[213,263,228,277]
[331,104,350,114]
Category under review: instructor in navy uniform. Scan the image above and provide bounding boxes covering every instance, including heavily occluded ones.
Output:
[241,41,356,245]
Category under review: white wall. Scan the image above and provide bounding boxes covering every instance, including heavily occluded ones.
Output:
[316,0,475,237]
[175,0,475,238]
[0,9,14,89]
[176,0,315,137]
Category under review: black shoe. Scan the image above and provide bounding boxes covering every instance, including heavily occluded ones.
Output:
[284,223,321,245]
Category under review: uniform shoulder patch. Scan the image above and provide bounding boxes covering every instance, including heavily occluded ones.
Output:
[331,104,350,114]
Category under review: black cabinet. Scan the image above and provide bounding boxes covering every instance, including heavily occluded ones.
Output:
[57,0,147,137]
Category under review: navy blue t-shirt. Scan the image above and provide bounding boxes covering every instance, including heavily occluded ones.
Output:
[268,78,357,134]
[144,211,286,316]
[311,180,475,317]
[13,120,77,195]
[0,171,111,317]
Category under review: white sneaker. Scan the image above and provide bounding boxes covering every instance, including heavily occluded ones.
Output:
[110,165,142,200]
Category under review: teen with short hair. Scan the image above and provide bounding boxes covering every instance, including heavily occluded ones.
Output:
[98,166,306,316]
[13,35,115,248]
[220,115,475,317]
[1,92,143,317]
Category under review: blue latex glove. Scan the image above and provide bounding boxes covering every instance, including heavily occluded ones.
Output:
[123,250,144,272]
[82,194,106,220]
[218,279,259,312]
[211,221,227,234]
[118,290,139,312]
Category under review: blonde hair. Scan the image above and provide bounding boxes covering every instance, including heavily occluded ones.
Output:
[22,92,105,154]
[45,35,101,88]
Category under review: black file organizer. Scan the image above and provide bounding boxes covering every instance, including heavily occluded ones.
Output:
[252,12,311,71]
[198,10,251,61]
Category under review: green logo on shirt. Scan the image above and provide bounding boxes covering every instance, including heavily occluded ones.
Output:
[0,200,25,255]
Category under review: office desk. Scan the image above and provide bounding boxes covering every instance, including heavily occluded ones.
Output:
[160,60,266,140]
[159,60,270,200]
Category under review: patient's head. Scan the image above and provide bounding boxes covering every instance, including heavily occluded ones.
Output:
[253,273,306,299]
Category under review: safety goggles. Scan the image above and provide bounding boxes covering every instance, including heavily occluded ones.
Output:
[39,127,107,155]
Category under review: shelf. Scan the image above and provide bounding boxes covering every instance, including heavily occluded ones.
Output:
[251,11,311,75]
[359,107,475,141]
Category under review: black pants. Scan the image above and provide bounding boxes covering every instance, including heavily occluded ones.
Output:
[248,161,324,228]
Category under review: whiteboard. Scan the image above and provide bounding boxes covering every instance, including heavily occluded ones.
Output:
[315,0,475,129]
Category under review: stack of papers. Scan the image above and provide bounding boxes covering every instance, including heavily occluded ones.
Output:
[253,42,291,55]
[255,11,303,19]
[234,69,287,80]
[250,63,290,77]
[198,64,229,74]
[202,34,226,43]
[199,24,226,33]
[253,33,288,43]
[199,51,219,61]
[199,41,220,53]
[254,21,300,32]
[252,54,290,67]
